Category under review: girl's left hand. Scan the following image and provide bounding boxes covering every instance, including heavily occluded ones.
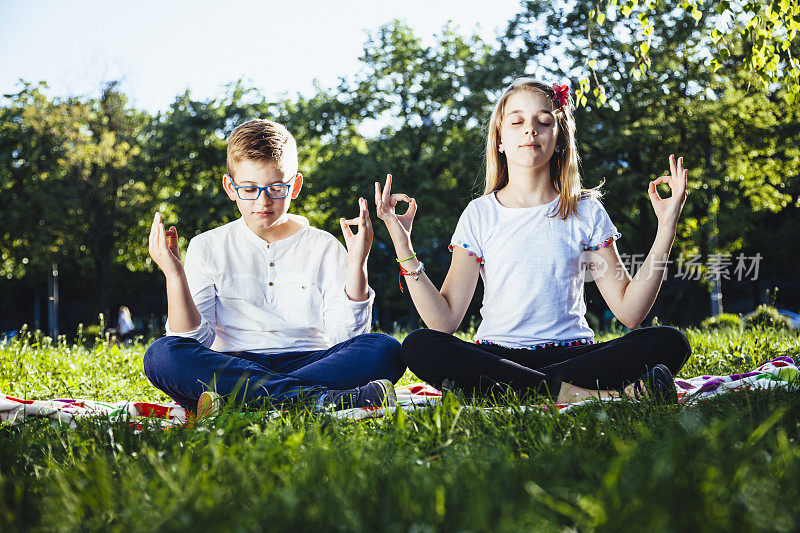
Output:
[648,154,688,229]
[340,197,373,266]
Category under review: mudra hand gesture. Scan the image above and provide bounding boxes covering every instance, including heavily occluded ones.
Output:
[339,197,374,266]
[374,174,417,247]
[649,154,689,229]
[148,212,183,279]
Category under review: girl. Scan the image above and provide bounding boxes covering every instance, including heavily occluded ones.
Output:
[375,78,691,404]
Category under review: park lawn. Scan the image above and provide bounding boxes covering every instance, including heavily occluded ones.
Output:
[0,326,799,531]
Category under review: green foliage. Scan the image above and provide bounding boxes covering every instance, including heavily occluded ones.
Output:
[585,311,602,333]
[279,20,516,324]
[509,0,799,318]
[744,304,793,330]
[585,0,800,103]
[1,328,800,530]
[700,312,743,330]
[2,8,799,328]
[0,81,153,317]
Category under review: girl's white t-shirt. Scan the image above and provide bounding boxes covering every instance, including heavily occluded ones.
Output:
[451,192,620,349]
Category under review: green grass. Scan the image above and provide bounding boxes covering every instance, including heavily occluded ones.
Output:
[1,326,799,531]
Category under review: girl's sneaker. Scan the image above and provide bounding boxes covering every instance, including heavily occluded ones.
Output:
[440,378,464,393]
[317,379,397,411]
[632,364,678,404]
[196,390,223,418]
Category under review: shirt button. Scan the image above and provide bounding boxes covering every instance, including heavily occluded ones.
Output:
[269,262,275,267]
[268,282,273,286]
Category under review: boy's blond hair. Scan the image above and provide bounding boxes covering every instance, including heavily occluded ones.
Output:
[227,119,299,176]
[484,78,600,220]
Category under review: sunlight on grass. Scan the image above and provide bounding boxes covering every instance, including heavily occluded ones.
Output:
[1,325,799,530]
[2,324,797,400]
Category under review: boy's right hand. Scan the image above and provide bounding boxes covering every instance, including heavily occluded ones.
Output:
[148,212,184,279]
[374,174,417,248]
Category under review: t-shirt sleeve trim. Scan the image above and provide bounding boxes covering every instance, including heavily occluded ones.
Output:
[449,199,486,264]
[448,242,485,264]
[582,232,622,251]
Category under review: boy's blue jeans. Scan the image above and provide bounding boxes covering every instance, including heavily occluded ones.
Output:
[143,333,405,409]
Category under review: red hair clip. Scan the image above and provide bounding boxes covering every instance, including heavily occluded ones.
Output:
[552,84,570,108]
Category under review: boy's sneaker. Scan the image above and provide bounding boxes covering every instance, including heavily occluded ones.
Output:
[196,390,223,418]
[317,379,396,411]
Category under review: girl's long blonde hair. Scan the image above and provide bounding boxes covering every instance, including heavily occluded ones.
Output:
[484,77,600,220]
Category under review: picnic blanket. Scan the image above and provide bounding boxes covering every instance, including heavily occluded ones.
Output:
[0,396,188,429]
[1,357,797,427]
[674,356,799,402]
[0,384,443,428]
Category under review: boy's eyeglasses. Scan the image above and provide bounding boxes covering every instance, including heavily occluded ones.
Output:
[228,175,296,200]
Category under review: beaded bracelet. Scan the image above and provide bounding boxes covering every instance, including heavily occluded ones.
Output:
[476,338,594,351]
[398,261,425,292]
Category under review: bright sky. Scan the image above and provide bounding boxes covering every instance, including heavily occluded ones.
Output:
[0,0,523,112]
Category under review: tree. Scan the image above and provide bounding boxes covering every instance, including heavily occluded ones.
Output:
[277,21,519,327]
[572,0,800,104]
[507,0,797,321]
[0,82,152,320]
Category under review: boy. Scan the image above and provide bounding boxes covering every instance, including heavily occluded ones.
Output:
[144,119,405,413]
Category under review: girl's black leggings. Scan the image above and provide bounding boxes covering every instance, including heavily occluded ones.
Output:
[399,326,692,399]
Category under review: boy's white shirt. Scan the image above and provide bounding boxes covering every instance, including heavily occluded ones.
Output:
[165,214,374,353]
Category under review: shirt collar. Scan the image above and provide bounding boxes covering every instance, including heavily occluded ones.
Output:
[236,214,309,249]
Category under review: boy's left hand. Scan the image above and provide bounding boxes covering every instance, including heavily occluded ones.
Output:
[340,197,373,266]
[649,154,689,230]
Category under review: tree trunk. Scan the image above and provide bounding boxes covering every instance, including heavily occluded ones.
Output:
[92,234,113,324]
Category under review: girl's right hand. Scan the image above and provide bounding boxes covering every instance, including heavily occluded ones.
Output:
[374,174,417,248]
[148,212,184,279]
